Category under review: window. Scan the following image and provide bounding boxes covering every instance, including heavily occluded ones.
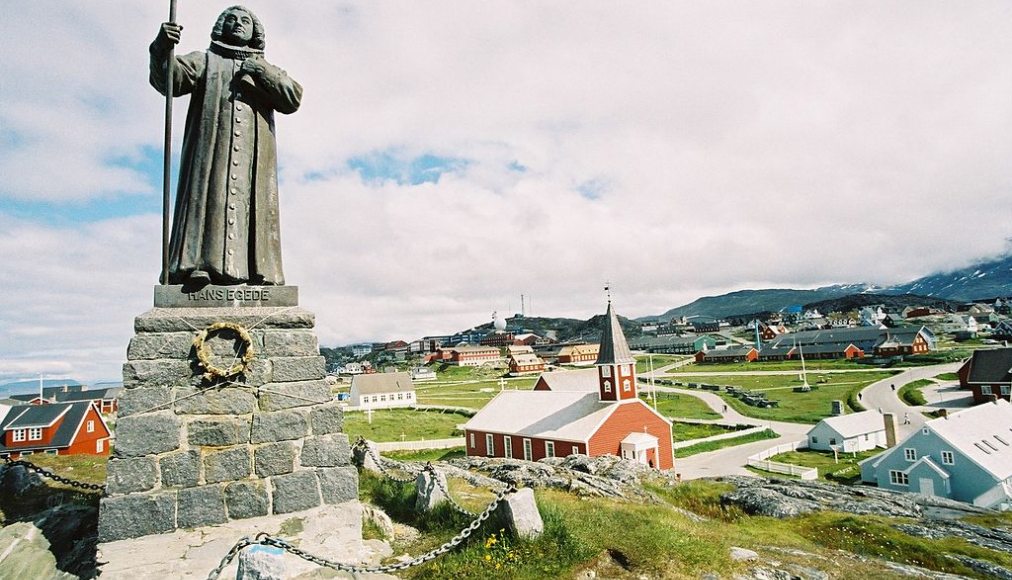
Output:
[96,439,104,453]
[397,393,403,400]
[486,434,495,456]
[830,438,837,446]
[87,421,95,433]
[904,448,917,462]
[601,365,611,378]
[1002,386,1011,396]
[523,438,533,461]
[545,441,555,458]
[622,364,632,375]
[380,394,387,402]
[28,428,42,441]
[46,449,58,455]
[406,392,413,399]
[603,380,612,393]
[469,433,475,448]
[12,429,26,442]
[941,451,954,465]
[889,470,909,486]
[811,436,818,444]
[623,379,631,392]
[504,436,513,459]
[572,445,580,455]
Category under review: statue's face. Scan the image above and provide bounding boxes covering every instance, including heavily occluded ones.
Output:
[220,9,254,45]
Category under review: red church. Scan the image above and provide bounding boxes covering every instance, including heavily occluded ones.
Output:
[464,301,674,470]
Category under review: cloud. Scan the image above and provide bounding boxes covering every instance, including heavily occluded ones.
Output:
[2,1,1012,380]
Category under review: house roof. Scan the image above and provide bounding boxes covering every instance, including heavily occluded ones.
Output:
[3,403,72,429]
[350,372,415,395]
[965,348,1012,385]
[799,342,861,355]
[464,391,621,442]
[622,432,659,445]
[535,368,599,392]
[54,387,121,403]
[928,399,1012,481]
[813,410,884,439]
[703,346,756,358]
[0,402,98,453]
[510,353,543,365]
[596,302,636,365]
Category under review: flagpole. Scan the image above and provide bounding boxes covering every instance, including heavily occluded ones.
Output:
[161,0,178,286]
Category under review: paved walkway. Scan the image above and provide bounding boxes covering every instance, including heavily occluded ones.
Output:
[857,362,964,439]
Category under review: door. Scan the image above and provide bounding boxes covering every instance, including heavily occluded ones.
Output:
[918,478,935,497]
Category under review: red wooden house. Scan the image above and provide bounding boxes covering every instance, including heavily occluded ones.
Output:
[465,301,674,470]
[0,401,111,460]
[958,348,1012,404]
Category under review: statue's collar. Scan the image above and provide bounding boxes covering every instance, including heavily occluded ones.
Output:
[209,40,264,60]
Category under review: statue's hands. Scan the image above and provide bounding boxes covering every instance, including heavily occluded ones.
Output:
[153,22,183,52]
[240,57,266,78]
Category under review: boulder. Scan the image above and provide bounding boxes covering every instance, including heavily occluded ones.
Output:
[499,487,544,539]
[237,544,287,580]
[414,470,450,512]
[1,464,43,495]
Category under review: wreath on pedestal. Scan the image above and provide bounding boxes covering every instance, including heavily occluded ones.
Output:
[193,322,256,380]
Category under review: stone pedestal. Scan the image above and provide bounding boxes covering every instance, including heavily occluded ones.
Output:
[98,299,357,542]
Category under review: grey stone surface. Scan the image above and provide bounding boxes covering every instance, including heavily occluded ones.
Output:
[187,416,251,447]
[98,493,177,542]
[126,332,196,360]
[0,465,43,495]
[204,446,252,483]
[154,285,298,308]
[122,359,197,389]
[173,385,257,415]
[237,544,287,579]
[0,522,77,580]
[270,471,321,514]
[414,471,449,512]
[300,434,351,468]
[160,450,201,488]
[500,487,544,539]
[361,504,395,539]
[113,412,181,458]
[116,386,173,418]
[255,441,296,477]
[106,457,158,495]
[261,330,318,357]
[134,307,315,333]
[225,480,270,519]
[730,547,759,561]
[317,467,359,505]
[177,485,227,529]
[309,403,344,435]
[270,356,326,383]
[258,380,331,411]
[251,409,309,443]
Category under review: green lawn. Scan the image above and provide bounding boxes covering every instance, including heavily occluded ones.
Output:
[759,448,880,482]
[674,429,778,458]
[634,354,686,373]
[672,421,742,441]
[934,372,959,382]
[383,447,467,462]
[344,408,470,442]
[899,379,933,406]
[415,378,538,409]
[668,359,872,374]
[707,371,896,423]
[432,363,506,382]
[639,393,721,420]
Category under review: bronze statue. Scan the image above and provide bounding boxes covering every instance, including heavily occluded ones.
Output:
[150,6,302,286]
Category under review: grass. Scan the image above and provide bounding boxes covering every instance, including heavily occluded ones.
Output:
[0,453,107,522]
[934,372,959,381]
[668,359,872,374]
[384,447,467,462]
[706,371,895,423]
[344,408,470,442]
[11,452,109,485]
[759,449,880,483]
[672,421,743,441]
[640,392,721,420]
[898,379,933,406]
[634,354,686,373]
[415,378,538,409]
[674,429,778,458]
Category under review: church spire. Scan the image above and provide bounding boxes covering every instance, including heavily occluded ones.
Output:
[596,300,635,366]
[595,296,637,402]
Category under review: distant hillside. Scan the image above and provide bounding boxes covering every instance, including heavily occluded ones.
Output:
[641,285,874,322]
[803,293,960,316]
[476,314,643,343]
[880,253,1012,302]
[0,378,83,397]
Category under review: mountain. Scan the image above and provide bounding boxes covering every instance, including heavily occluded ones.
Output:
[802,293,960,316]
[640,285,876,323]
[879,253,1012,302]
[477,314,643,343]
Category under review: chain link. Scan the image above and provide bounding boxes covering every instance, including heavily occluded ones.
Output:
[2,456,107,493]
[354,436,420,483]
[428,462,478,518]
[207,483,517,579]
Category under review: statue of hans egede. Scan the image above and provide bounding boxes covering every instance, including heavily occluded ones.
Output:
[150,5,302,286]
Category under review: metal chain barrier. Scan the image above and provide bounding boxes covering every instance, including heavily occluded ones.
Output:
[428,462,478,518]
[207,483,518,580]
[354,436,419,483]
[2,456,107,493]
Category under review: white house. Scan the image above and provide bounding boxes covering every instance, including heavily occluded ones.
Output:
[807,410,888,452]
[860,400,1012,510]
[349,372,416,409]
[410,366,437,382]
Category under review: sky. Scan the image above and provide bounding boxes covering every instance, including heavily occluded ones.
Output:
[2,1,1012,382]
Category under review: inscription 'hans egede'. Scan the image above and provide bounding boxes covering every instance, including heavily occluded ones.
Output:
[187,287,272,302]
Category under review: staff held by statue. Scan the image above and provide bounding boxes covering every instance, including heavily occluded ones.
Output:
[160,0,178,286]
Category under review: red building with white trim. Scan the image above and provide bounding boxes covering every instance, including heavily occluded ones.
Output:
[0,401,111,460]
[464,301,674,470]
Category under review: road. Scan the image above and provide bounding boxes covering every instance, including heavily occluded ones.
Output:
[643,361,967,479]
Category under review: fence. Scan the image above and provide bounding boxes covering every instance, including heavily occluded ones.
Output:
[374,437,465,452]
[746,440,818,480]
[671,424,766,449]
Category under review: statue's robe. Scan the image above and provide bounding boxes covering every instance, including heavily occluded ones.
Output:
[150,41,302,285]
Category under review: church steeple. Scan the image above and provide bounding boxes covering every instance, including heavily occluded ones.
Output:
[595,296,637,402]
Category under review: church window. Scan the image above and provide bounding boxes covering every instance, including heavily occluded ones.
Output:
[603,380,612,393]
[545,441,555,458]
[504,436,513,458]
[486,434,495,456]
[623,379,631,392]
[469,433,475,448]
[523,438,532,461]
[601,366,611,378]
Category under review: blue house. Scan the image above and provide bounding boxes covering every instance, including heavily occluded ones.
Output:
[859,400,1012,510]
